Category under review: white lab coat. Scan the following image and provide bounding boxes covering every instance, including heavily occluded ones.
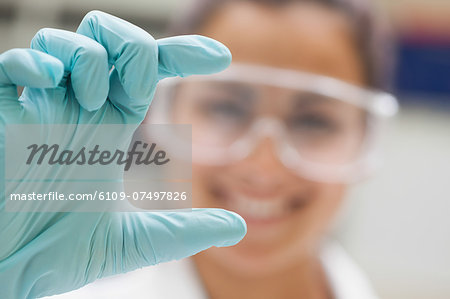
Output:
[46,241,378,299]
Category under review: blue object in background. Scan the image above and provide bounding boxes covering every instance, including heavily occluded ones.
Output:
[395,37,450,100]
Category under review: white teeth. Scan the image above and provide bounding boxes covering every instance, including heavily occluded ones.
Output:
[232,194,286,220]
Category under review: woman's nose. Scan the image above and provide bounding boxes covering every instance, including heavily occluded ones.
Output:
[247,137,283,170]
[235,137,293,189]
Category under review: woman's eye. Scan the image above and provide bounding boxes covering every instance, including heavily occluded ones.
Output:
[288,114,339,134]
[203,101,249,121]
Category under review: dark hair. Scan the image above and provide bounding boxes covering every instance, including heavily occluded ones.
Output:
[167,0,395,91]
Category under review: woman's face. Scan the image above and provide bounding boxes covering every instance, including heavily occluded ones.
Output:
[171,2,366,277]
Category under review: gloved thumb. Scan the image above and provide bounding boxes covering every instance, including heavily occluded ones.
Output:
[108,208,246,274]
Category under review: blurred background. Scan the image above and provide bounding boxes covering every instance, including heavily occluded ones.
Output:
[0,0,448,298]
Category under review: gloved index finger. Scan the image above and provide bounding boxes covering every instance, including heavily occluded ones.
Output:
[77,11,232,101]
[76,10,159,103]
[157,35,232,81]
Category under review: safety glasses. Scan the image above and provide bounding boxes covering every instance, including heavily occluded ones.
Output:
[145,63,399,183]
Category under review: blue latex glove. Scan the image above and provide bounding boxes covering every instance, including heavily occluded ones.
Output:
[0,11,246,299]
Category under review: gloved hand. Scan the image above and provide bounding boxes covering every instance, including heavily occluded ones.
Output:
[0,10,246,299]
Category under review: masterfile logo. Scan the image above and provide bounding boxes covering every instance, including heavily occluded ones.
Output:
[26,141,170,171]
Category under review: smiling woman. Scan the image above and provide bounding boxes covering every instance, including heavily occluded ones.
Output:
[157,0,396,298]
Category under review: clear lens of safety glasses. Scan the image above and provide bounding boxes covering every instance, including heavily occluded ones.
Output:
[145,63,399,183]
